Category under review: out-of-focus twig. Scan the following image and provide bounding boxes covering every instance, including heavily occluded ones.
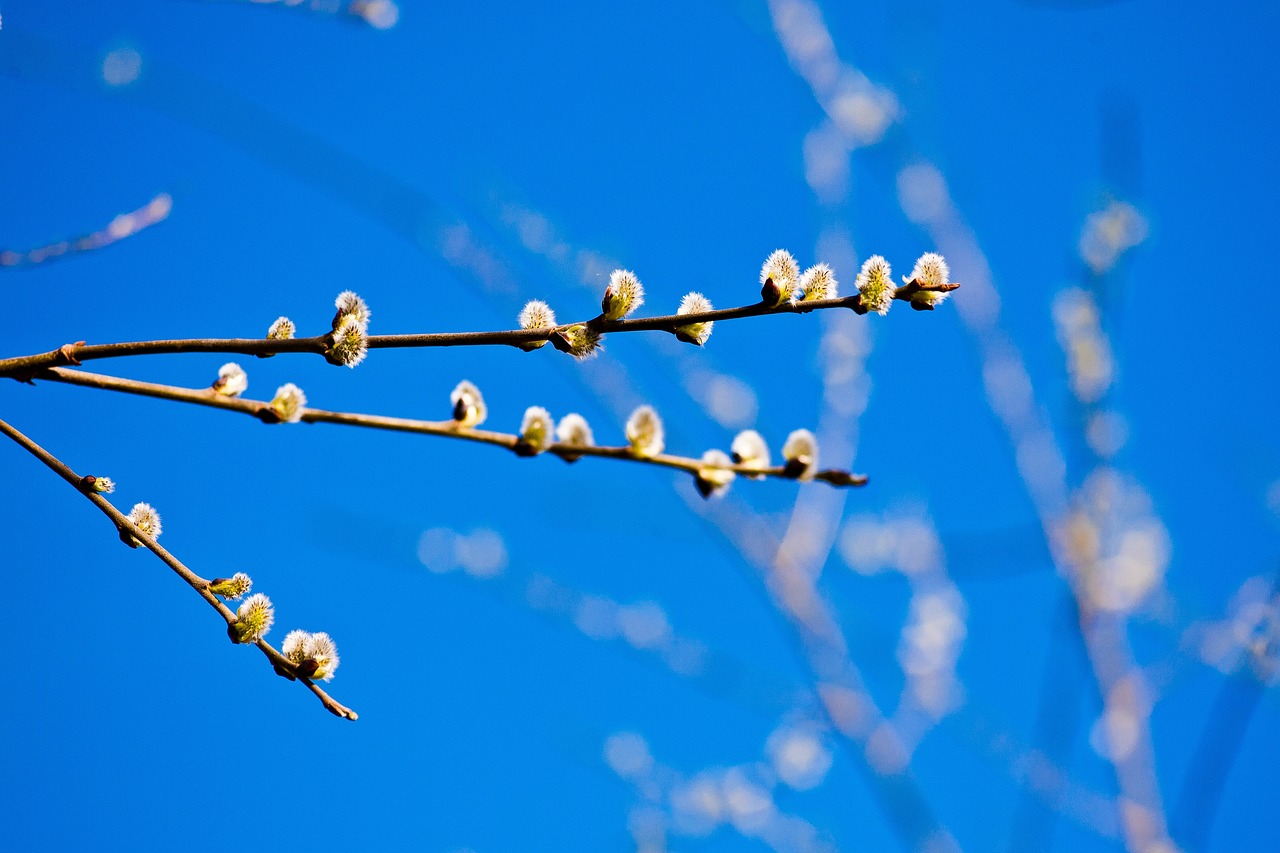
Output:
[0,193,171,270]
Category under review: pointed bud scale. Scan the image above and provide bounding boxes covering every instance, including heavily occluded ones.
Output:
[450,380,487,427]
[695,449,736,499]
[674,292,714,346]
[601,269,645,320]
[212,363,248,397]
[855,255,894,316]
[517,300,557,351]
[328,314,368,367]
[228,593,274,644]
[799,264,838,302]
[270,383,307,423]
[517,406,555,456]
[625,405,665,458]
[731,430,770,479]
[781,429,819,480]
[760,249,800,306]
[267,316,296,341]
[555,413,594,463]
[208,572,253,600]
[332,290,371,331]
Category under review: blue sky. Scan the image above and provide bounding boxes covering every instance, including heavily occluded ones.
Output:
[1,2,1277,851]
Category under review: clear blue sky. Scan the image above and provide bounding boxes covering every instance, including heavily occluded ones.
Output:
[2,2,1277,851]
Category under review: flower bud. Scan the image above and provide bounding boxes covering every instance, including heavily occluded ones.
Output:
[517,406,555,456]
[601,269,645,320]
[517,300,557,351]
[904,252,952,310]
[328,314,368,367]
[760,249,799,306]
[211,362,248,398]
[283,630,340,682]
[551,324,603,359]
[122,502,162,548]
[208,572,253,600]
[625,405,664,458]
[80,475,116,494]
[270,383,307,423]
[450,380,487,427]
[228,593,274,644]
[555,413,594,463]
[798,263,838,302]
[674,292,714,346]
[694,449,736,499]
[267,316,296,340]
[781,429,819,480]
[855,255,894,315]
[731,430,770,479]
[332,290,371,331]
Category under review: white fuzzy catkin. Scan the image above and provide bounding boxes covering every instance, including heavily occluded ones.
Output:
[625,405,665,458]
[674,292,714,345]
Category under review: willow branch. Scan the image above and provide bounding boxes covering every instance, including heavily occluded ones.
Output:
[31,367,868,488]
[0,416,357,721]
[0,281,959,378]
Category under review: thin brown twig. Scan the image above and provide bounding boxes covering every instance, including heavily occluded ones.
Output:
[0,281,959,378]
[0,416,358,721]
[29,367,868,488]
